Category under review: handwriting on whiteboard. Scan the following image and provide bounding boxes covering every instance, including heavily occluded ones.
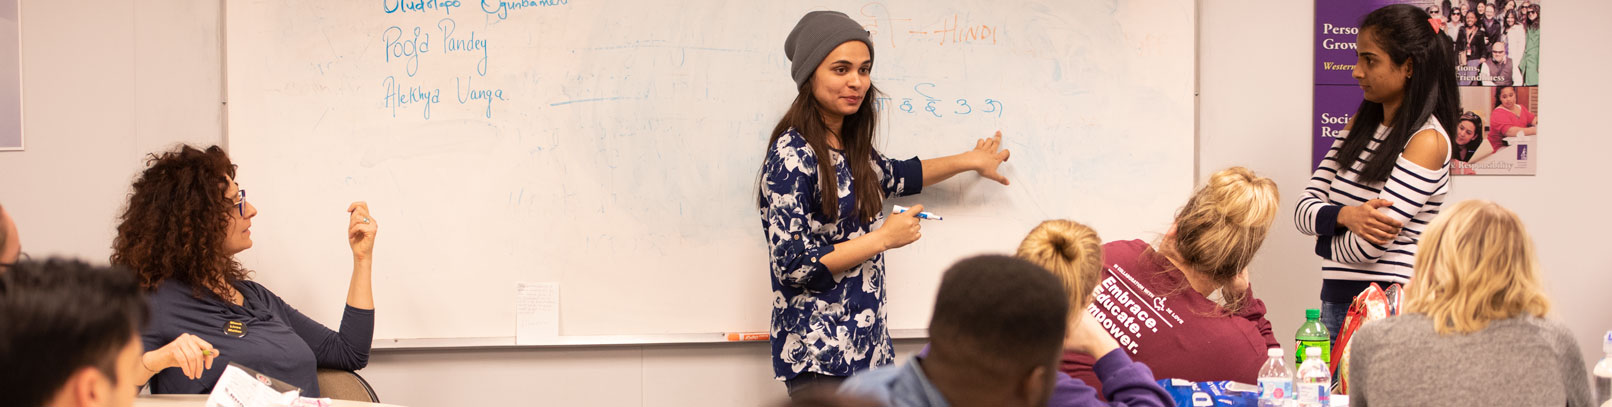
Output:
[875,82,1004,119]
[380,18,506,119]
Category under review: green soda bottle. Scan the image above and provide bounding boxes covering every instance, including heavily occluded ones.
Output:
[1295,308,1331,366]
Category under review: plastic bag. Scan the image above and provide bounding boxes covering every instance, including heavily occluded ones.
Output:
[1329,282,1401,394]
[1157,379,1259,407]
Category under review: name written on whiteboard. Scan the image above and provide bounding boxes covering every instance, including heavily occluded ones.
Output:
[859,3,1000,47]
[481,0,569,20]
[438,19,490,76]
[380,0,569,19]
[381,18,506,119]
[875,82,1004,119]
[383,76,440,119]
[383,0,461,14]
[383,19,490,78]
[382,26,429,77]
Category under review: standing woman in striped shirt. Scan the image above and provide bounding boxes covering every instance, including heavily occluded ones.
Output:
[1295,4,1459,343]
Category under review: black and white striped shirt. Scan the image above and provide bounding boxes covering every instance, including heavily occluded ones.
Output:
[1296,117,1451,303]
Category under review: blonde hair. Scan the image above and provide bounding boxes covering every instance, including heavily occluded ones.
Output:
[1162,167,1279,312]
[1403,200,1550,334]
[1016,220,1105,311]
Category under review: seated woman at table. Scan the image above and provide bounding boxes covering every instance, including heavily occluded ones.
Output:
[1486,85,1536,148]
[1450,112,1502,174]
[1347,200,1592,406]
[112,145,377,397]
[1061,167,1282,394]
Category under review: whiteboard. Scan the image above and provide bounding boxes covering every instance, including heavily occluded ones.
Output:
[226,0,1194,342]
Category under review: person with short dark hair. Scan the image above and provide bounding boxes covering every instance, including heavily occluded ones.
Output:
[839,255,1068,407]
[0,258,150,407]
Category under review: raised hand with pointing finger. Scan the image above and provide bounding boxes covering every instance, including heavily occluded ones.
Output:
[921,131,1014,187]
[971,131,1012,185]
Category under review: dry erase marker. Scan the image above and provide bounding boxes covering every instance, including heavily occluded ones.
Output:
[892,205,943,220]
[726,332,770,341]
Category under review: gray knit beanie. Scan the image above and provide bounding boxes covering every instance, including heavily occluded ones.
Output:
[785,11,874,89]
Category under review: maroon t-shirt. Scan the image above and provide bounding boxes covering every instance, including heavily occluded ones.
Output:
[1062,240,1280,396]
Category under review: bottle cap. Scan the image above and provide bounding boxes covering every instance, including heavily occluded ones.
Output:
[1305,308,1320,319]
[1268,347,1284,357]
[1306,346,1322,357]
[1603,331,1611,353]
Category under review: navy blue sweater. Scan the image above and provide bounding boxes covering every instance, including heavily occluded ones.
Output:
[141,279,373,397]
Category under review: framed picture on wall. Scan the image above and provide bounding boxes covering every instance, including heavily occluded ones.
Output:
[1314,0,1541,175]
[0,0,19,151]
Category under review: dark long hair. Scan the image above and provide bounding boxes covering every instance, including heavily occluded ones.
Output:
[111,145,249,300]
[1456,111,1484,161]
[760,81,885,223]
[1336,4,1460,184]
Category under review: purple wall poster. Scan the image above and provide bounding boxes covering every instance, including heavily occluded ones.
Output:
[1314,0,1541,175]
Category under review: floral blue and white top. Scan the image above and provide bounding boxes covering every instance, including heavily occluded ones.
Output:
[759,128,923,381]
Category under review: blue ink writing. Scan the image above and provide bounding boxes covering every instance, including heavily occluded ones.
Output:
[382,26,430,77]
[481,0,568,20]
[383,0,460,14]
[383,76,441,119]
[438,18,490,76]
[456,75,506,118]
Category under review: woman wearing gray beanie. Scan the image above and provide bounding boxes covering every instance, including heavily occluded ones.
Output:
[758,10,1012,398]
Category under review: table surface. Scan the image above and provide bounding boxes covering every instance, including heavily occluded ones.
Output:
[134,394,406,407]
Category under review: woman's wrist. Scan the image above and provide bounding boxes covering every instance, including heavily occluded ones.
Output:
[868,228,892,251]
[140,351,167,374]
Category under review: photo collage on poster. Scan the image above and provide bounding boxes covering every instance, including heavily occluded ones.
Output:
[1315,0,1540,175]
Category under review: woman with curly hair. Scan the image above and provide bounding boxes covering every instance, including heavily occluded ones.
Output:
[113,145,378,396]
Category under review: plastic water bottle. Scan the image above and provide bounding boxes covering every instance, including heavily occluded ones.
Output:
[1295,346,1331,407]
[1295,309,1331,366]
[1594,331,1612,407]
[1258,347,1294,407]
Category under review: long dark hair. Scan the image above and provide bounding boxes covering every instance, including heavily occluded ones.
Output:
[111,145,250,300]
[1336,4,1459,184]
[1456,111,1484,161]
[760,81,885,223]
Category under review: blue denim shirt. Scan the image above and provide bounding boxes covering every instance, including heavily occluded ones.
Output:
[759,128,922,380]
[839,355,951,407]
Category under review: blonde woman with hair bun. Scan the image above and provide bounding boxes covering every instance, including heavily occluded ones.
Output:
[1013,220,1172,406]
[1346,200,1592,406]
[1017,220,1107,311]
[1061,167,1284,395]
[901,220,1174,407]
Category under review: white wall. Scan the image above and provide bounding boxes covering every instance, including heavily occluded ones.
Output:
[1200,0,1612,374]
[0,0,220,261]
[4,1,1607,407]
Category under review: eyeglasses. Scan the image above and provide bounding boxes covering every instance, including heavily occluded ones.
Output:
[234,189,247,217]
[0,252,32,271]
